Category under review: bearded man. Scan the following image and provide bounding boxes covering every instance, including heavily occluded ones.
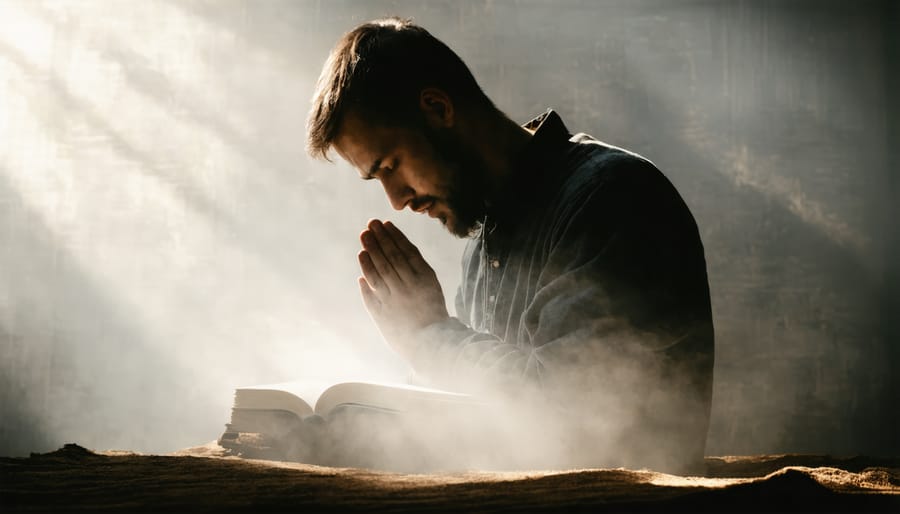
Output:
[307,17,715,474]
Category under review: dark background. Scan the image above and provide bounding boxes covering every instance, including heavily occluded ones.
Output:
[0,0,897,458]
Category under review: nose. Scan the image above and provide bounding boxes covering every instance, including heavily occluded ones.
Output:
[381,174,415,211]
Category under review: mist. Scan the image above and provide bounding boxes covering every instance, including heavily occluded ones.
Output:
[1,0,897,464]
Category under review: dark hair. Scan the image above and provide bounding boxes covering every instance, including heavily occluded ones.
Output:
[306,17,496,160]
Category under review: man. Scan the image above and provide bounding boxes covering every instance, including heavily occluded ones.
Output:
[307,18,714,474]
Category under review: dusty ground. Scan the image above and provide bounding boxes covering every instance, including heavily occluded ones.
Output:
[2,442,899,512]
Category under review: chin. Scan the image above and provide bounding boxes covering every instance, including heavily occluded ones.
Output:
[441,215,480,239]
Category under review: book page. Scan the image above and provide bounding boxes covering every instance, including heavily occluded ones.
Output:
[234,380,335,417]
[315,381,474,415]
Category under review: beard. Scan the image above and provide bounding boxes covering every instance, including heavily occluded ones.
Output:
[421,125,489,238]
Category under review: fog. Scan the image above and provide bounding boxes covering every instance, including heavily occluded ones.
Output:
[1,0,897,462]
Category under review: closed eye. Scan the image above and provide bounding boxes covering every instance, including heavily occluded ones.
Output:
[361,158,398,181]
[381,160,397,177]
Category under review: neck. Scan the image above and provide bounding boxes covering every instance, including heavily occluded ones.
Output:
[461,110,533,203]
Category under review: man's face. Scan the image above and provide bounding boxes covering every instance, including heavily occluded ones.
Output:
[333,111,487,237]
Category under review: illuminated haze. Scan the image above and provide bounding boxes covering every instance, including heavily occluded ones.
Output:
[1,0,897,463]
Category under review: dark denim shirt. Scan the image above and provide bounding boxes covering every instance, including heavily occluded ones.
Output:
[412,110,714,472]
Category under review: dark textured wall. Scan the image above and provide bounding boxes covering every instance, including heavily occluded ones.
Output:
[882,0,900,456]
[0,0,896,457]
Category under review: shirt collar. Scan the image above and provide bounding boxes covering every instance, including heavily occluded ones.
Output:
[523,109,570,143]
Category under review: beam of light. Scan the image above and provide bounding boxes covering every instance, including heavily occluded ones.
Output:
[0,1,396,454]
[0,1,52,64]
[12,2,335,293]
[0,1,356,370]
[716,142,868,255]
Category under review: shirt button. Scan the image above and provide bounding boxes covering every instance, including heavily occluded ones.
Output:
[491,259,500,268]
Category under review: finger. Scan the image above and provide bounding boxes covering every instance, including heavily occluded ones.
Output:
[358,276,381,315]
[360,227,403,287]
[382,220,431,275]
[369,220,416,283]
[358,250,390,297]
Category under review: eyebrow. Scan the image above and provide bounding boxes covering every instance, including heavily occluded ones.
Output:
[362,158,383,180]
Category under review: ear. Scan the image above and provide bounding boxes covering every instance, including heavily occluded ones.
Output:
[419,87,455,129]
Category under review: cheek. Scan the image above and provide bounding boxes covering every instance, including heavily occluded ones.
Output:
[406,164,449,196]
[403,143,458,196]
[432,162,462,196]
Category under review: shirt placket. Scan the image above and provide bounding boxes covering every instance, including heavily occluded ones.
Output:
[481,237,502,333]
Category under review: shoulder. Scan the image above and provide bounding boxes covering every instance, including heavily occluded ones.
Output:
[552,135,665,221]
[562,134,660,196]
[545,135,696,250]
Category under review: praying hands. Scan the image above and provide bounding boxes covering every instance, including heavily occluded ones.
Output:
[357,219,450,360]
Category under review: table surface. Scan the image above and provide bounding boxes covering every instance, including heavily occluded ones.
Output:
[3,442,899,513]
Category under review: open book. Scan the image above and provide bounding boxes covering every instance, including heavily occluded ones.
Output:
[231,380,474,419]
[219,380,483,470]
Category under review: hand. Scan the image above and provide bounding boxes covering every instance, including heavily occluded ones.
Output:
[357,219,449,360]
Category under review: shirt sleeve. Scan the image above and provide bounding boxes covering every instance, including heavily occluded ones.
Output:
[409,160,711,408]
